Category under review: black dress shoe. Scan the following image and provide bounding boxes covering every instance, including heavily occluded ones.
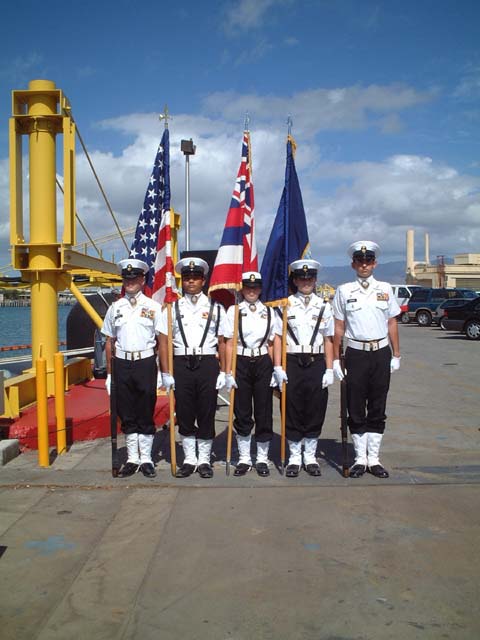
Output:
[234,463,251,476]
[198,463,214,478]
[349,464,366,478]
[369,464,389,478]
[305,463,321,477]
[256,462,270,477]
[140,463,156,478]
[175,463,196,478]
[120,462,139,477]
[285,464,300,478]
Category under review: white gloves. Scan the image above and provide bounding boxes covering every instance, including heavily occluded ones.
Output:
[105,374,111,396]
[390,356,401,373]
[272,366,288,387]
[322,368,334,388]
[216,372,226,390]
[162,372,175,392]
[156,371,163,389]
[333,359,345,381]
[225,373,238,392]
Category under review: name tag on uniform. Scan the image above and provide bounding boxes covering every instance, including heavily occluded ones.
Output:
[347,298,357,303]
[288,315,296,320]
[240,312,248,317]
[377,293,389,301]
[140,308,155,319]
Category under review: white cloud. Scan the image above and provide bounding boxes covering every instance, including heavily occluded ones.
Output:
[222,0,281,32]
[202,84,433,135]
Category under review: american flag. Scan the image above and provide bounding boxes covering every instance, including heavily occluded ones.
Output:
[208,130,258,305]
[129,128,177,303]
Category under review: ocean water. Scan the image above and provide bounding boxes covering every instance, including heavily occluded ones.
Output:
[0,306,72,376]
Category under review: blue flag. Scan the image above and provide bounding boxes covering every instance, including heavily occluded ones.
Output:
[260,136,310,305]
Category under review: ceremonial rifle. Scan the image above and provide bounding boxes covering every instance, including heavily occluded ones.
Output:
[110,347,120,477]
[340,343,349,477]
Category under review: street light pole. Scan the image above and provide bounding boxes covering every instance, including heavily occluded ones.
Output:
[180,139,196,251]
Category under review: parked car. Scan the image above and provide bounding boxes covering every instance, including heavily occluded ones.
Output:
[433,298,474,328]
[391,285,423,323]
[441,297,480,339]
[407,288,477,326]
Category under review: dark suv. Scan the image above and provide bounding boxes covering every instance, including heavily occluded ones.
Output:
[407,288,477,326]
[441,297,480,339]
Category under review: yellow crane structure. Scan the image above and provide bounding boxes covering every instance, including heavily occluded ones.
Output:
[4,78,180,420]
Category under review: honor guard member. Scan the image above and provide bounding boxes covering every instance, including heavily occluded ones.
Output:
[332,241,401,479]
[102,259,162,478]
[159,257,226,479]
[272,259,334,477]
[223,272,275,477]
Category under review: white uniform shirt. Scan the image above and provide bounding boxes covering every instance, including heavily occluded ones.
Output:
[159,293,226,354]
[273,293,334,347]
[332,277,400,340]
[223,300,275,347]
[101,292,162,351]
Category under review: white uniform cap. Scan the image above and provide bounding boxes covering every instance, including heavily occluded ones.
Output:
[241,271,262,287]
[117,258,149,279]
[347,241,380,259]
[175,257,209,276]
[289,259,321,277]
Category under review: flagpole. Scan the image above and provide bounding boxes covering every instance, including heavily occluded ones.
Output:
[167,302,177,476]
[225,291,240,476]
[280,304,288,474]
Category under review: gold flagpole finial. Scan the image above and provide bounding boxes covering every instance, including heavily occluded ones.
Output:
[159,104,171,129]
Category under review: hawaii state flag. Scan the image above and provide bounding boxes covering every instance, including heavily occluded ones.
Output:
[208,130,258,306]
[260,135,310,306]
[129,128,178,303]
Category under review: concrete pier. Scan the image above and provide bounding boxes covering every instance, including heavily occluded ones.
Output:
[1,324,479,639]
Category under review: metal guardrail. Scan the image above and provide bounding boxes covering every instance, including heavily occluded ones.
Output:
[0,347,94,367]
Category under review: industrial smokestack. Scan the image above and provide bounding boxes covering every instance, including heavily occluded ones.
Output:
[406,229,415,274]
[425,233,430,265]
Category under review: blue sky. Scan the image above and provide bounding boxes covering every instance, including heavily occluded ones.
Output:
[1,0,479,272]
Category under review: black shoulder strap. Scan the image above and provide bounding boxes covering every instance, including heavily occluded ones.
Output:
[238,307,247,347]
[275,306,298,344]
[259,306,272,348]
[199,301,215,348]
[215,304,221,337]
[309,304,326,346]
[175,300,189,348]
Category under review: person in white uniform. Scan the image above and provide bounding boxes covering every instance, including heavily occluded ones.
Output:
[272,259,334,478]
[159,257,226,479]
[332,241,401,478]
[102,259,163,478]
[223,272,275,477]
